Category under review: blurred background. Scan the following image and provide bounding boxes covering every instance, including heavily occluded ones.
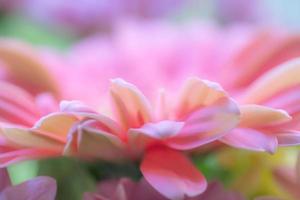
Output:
[1,0,300,199]
[0,0,300,49]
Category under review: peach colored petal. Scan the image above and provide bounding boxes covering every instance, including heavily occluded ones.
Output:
[0,127,64,151]
[63,119,125,162]
[240,58,300,104]
[110,78,153,130]
[176,77,227,119]
[167,97,240,150]
[221,128,278,154]
[239,105,291,128]
[60,100,124,139]
[33,112,79,138]
[141,147,207,199]
[0,40,59,96]
[75,121,126,162]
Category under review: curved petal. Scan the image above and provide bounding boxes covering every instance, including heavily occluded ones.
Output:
[110,78,153,130]
[276,131,300,147]
[239,105,291,128]
[64,120,125,162]
[240,58,300,104]
[128,121,184,157]
[130,120,184,139]
[167,97,240,150]
[226,32,300,90]
[0,40,59,96]
[0,81,40,126]
[33,112,79,139]
[0,176,57,200]
[176,77,227,119]
[0,127,64,150]
[220,128,278,154]
[141,147,207,199]
[60,100,124,138]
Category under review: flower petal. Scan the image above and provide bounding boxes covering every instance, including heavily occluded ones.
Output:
[0,40,59,96]
[64,120,125,162]
[110,78,153,130]
[130,120,184,139]
[240,58,300,104]
[0,127,64,150]
[33,112,79,139]
[239,105,291,128]
[0,81,40,126]
[220,128,278,153]
[141,147,207,199]
[0,176,57,200]
[61,100,124,138]
[128,121,184,157]
[167,97,240,150]
[176,77,227,119]
[276,131,300,146]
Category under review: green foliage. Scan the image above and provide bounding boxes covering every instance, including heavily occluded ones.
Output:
[37,157,96,200]
[0,15,76,49]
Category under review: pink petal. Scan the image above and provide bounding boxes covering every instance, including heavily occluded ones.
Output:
[0,168,11,191]
[220,128,278,153]
[176,77,227,119]
[141,147,207,199]
[60,100,123,138]
[225,32,300,91]
[60,100,98,114]
[276,131,300,147]
[0,176,57,200]
[0,81,40,126]
[0,149,59,167]
[127,121,184,157]
[130,120,184,139]
[240,58,300,104]
[0,40,59,96]
[166,97,240,150]
[33,112,79,139]
[1,127,64,150]
[64,120,125,162]
[239,105,291,128]
[110,78,153,130]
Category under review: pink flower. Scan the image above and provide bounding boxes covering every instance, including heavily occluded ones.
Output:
[0,168,57,200]
[84,178,245,200]
[0,77,240,199]
[64,22,300,154]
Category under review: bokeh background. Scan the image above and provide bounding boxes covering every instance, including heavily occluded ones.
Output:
[1,1,300,199]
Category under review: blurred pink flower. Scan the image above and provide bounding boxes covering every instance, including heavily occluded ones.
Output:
[0,168,56,200]
[0,77,240,199]
[84,178,245,200]
[64,22,300,153]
